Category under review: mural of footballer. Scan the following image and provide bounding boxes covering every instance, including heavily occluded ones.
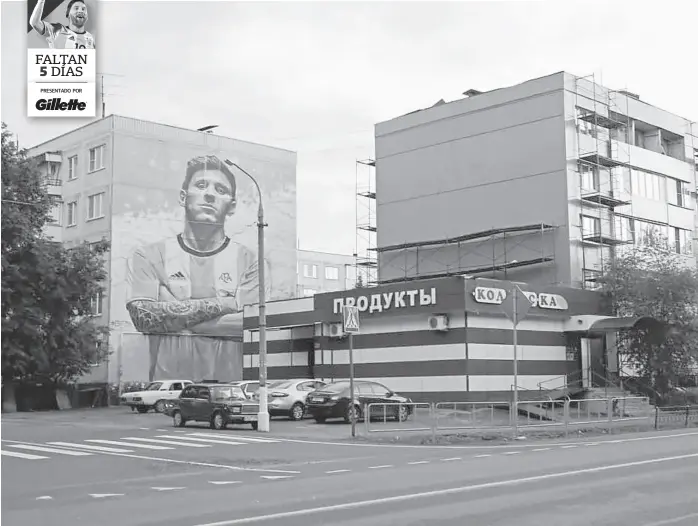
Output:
[29,0,95,49]
[125,155,272,382]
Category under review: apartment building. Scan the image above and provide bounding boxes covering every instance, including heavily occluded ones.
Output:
[297,249,356,297]
[373,72,698,288]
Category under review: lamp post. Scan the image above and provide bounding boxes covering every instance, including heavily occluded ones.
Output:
[223,159,269,432]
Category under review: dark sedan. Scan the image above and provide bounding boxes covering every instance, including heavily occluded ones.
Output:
[306,380,412,423]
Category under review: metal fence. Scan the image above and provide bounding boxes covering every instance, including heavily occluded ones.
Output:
[363,397,697,436]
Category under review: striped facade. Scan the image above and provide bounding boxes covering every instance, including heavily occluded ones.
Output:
[242,276,609,402]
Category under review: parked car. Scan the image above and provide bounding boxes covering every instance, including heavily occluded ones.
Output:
[163,383,260,430]
[229,381,260,400]
[306,380,412,423]
[267,379,327,420]
[120,380,192,413]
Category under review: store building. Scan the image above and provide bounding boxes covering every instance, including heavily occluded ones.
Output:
[243,275,620,402]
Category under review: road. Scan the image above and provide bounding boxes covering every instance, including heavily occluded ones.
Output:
[2,408,697,526]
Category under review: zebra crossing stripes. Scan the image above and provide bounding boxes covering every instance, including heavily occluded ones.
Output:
[1,450,48,460]
[48,442,134,453]
[187,433,280,443]
[154,435,246,446]
[85,439,174,450]
[121,437,210,448]
[6,444,92,456]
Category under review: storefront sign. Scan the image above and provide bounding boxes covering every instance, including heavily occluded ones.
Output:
[333,287,437,315]
[472,286,568,311]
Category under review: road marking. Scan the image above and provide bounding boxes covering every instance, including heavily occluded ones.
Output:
[156,429,170,432]
[532,448,551,452]
[48,442,134,453]
[192,453,698,526]
[7,444,92,456]
[89,494,124,499]
[0,450,48,460]
[561,445,577,449]
[475,454,492,458]
[407,461,429,465]
[36,496,53,500]
[260,476,294,480]
[85,439,174,450]
[139,428,150,430]
[640,512,698,526]
[441,457,461,462]
[503,452,520,455]
[368,465,392,470]
[209,481,242,485]
[155,435,245,446]
[585,443,599,446]
[151,487,186,492]
[325,469,351,474]
[123,437,211,448]
[189,433,280,444]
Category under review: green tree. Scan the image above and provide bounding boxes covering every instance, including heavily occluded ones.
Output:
[2,123,110,385]
[598,231,698,401]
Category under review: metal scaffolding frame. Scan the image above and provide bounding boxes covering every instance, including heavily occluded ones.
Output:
[371,223,558,285]
[354,158,378,287]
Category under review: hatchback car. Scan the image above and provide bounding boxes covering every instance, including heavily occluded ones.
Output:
[120,380,192,413]
[163,383,260,430]
[267,379,327,420]
[306,380,412,423]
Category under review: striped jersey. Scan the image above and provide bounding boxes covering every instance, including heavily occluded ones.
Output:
[42,22,95,49]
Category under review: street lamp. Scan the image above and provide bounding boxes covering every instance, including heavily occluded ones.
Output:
[223,159,269,432]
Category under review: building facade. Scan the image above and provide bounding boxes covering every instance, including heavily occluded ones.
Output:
[28,115,299,385]
[372,72,698,288]
[242,276,614,402]
[297,249,356,297]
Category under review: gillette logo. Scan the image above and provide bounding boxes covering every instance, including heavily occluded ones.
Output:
[35,98,87,111]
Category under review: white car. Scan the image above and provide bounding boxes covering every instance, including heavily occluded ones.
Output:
[120,380,192,413]
[268,379,327,420]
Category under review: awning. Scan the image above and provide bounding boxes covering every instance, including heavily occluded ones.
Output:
[586,316,663,336]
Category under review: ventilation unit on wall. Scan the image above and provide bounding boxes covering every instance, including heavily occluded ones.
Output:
[324,322,345,339]
[428,314,449,332]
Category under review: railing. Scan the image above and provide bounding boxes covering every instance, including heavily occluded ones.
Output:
[654,405,698,429]
[363,397,658,437]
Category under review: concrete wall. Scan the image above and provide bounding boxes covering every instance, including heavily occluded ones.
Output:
[297,249,355,296]
[374,72,572,286]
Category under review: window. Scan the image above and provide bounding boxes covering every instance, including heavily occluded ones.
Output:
[87,192,104,219]
[634,219,669,247]
[303,288,316,297]
[303,264,317,279]
[631,170,666,202]
[88,145,105,172]
[581,215,600,237]
[90,291,103,316]
[68,156,78,180]
[180,386,197,399]
[325,266,339,280]
[674,228,693,255]
[170,382,183,391]
[49,202,62,225]
[614,216,634,243]
[583,269,602,290]
[579,164,599,192]
[67,201,78,226]
[667,179,693,209]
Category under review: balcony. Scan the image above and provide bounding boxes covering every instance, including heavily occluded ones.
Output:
[580,189,630,208]
[582,229,629,246]
[578,136,630,169]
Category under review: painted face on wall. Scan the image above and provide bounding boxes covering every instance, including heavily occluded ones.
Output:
[68,1,88,28]
[180,168,236,225]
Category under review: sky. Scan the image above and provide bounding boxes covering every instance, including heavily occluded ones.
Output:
[2,0,698,257]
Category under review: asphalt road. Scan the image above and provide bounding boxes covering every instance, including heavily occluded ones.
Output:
[2,408,697,526]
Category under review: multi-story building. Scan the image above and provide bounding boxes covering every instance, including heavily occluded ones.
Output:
[372,72,698,288]
[296,249,356,297]
[28,115,299,385]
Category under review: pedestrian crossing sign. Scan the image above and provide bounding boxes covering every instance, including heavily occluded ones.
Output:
[343,306,360,333]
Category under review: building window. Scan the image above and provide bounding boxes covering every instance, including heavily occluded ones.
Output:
[87,193,105,220]
[303,289,317,297]
[581,215,600,237]
[325,266,339,280]
[634,219,669,247]
[67,201,78,226]
[667,179,693,209]
[674,228,693,255]
[614,216,633,243]
[303,264,317,279]
[89,145,105,172]
[579,164,599,193]
[583,269,602,290]
[68,155,78,180]
[631,170,666,202]
[90,291,103,316]
[49,202,62,225]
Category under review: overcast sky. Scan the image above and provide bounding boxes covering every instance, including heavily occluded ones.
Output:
[2,0,697,256]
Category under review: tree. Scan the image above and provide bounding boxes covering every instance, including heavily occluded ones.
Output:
[2,123,110,386]
[598,231,698,401]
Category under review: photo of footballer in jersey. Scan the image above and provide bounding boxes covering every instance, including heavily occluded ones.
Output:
[125,155,272,382]
[28,0,95,49]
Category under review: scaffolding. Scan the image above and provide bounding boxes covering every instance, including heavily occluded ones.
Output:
[355,158,378,287]
[573,74,634,289]
[371,223,558,285]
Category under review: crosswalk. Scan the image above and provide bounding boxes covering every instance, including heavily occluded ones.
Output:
[0,432,281,462]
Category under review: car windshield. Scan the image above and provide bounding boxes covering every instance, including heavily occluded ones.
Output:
[270,381,293,389]
[322,382,349,393]
[146,382,163,391]
[211,386,247,401]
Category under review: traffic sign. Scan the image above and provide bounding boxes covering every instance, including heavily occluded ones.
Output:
[499,285,533,327]
[343,306,360,333]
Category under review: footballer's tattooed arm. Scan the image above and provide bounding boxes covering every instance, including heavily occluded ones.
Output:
[29,0,48,35]
[126,298,238,334]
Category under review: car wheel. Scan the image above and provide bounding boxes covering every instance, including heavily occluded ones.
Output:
[173,410,186,428]
[154,400,166,413]
[344,404,362,424]
[211,412,226,430]
[290,402,305,421]
[250,421,259,431]
[395,404,409,422]
[137,406,149,414]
